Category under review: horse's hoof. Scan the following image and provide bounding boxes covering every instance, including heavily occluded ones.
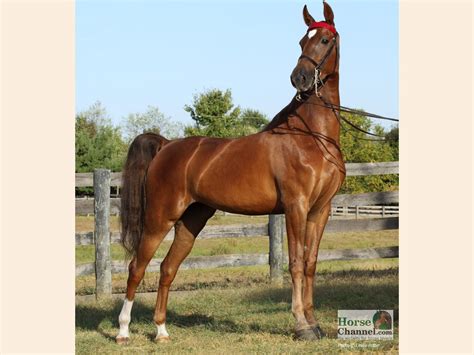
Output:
[294,327,318,341]
[116,336,129,345]
[312,325,325,339]
[155,335,170,343]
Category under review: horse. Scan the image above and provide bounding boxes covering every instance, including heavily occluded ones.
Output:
[116,1,345,343]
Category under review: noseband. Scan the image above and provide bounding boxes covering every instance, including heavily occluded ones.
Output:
[296,23,339,101]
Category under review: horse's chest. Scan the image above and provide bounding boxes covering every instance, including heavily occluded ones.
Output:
[276,147,344,204]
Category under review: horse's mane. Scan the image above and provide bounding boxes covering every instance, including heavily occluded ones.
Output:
[262,98,298,131]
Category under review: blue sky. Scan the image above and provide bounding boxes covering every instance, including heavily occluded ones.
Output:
[76,0,398,129]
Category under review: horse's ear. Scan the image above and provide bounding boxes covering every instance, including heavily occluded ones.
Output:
[303,5,315,26]
[323,1,335,25]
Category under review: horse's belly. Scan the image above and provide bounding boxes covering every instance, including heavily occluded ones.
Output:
[192,167,279,215]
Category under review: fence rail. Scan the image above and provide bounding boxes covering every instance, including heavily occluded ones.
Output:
[75,217,399,246]
[75,162,399,298]
[76,246,399,277]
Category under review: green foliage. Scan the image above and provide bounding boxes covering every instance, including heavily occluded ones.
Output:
[122,105,183,142]
[184,89,241,137]
[75,101,127,173]
[239,108,269,134]
[385,125,399,157]
[339,112,398,193]
[184,89,268,138]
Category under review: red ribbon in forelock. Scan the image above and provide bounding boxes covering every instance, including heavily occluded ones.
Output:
[307,21,337,34]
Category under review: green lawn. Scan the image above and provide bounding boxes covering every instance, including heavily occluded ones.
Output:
[76,259,399,353]
[76,257,398,296]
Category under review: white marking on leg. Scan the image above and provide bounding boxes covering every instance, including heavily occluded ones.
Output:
[117,299,133,339]
[156,323,169,339]
[307,29,317,38]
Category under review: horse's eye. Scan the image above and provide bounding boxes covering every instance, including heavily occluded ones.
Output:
[322,38,329,45]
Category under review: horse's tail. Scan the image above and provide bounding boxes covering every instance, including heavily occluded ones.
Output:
[120,132,169,258]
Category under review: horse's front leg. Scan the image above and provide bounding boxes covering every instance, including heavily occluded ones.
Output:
[285,202,318,341]
[302,203,331,339]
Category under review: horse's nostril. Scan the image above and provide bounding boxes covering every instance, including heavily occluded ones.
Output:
[300,73,307,84]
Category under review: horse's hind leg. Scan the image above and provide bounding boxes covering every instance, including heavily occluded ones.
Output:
[116,219,175,344]
[153,203,215,343]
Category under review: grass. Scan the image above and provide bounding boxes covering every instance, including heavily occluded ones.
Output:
[76,258,398,296]
[76,229,398,265]
[76,259,399,353]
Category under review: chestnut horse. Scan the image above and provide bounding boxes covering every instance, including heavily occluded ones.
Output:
[116,2,345,343]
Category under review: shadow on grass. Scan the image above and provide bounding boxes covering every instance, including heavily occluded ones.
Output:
[76,298,289,338]
[76,267,399,339]
[76,299,251,340]
[246,267,399,320]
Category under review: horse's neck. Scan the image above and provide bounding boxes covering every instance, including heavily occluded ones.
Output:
[263,74,341,144]
[295,76,341,145]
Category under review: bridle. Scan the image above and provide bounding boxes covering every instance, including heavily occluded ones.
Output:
[294,22,398,138]
[296,23,339,102]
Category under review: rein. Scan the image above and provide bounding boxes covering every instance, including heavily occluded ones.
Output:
[300,93,398,140]
[310,99,399,123]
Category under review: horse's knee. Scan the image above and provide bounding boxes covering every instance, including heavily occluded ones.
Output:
[159,262,176,287]
[304,259,317,276]
[127,259,145,285]
[289,259,304,277]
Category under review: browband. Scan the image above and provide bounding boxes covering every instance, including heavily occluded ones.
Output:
[307,21,337,35]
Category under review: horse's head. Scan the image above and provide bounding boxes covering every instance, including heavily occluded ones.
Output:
[291,2,339,93]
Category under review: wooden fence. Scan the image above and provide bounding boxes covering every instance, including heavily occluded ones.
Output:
[76,162,399,299]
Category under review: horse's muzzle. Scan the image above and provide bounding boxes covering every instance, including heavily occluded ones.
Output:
[290,67,314,93]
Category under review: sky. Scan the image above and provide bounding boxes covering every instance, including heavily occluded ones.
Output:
[76,0,398,129]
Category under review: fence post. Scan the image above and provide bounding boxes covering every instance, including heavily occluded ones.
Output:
[355,205,359,220]
[269,214,285,285]
[94,169,112,299]
[343,205,348,216]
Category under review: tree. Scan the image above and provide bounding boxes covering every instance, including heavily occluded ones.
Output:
[184,89,241,137]
[75,101,127,173]
[385,125,399,158]
[184,89,269,138]
[122,106,183,142]
[338,112,398,193]
[340,112,395,163]
[239,109,269,133]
